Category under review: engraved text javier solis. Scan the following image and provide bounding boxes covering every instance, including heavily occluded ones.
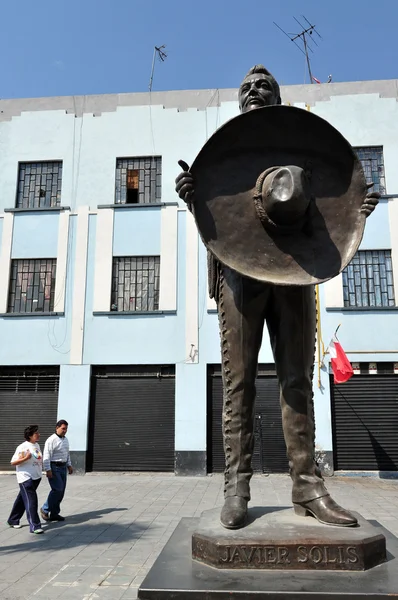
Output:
[217,544,359,566]
[193,540,360,567]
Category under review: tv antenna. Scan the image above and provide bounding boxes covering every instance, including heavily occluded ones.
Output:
[149,45,167,92]
[274,16,322,84]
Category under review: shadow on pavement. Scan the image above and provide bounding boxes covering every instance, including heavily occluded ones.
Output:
[50,506,128,525]
[0,506,149,555]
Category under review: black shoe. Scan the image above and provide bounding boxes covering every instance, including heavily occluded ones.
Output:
[49,515,65,522]
[220,497,248,529]
[294,495,358,527]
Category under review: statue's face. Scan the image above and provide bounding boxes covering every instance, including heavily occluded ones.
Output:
[239,74,278,113]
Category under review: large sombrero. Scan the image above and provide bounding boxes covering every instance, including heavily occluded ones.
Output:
[190,105,367,285]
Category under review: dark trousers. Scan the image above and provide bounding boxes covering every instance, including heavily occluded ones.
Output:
[42,463,67,517]
[8,477,42,532]
[218,266,327,504]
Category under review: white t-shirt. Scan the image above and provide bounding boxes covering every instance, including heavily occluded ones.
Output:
[11,441,43,483]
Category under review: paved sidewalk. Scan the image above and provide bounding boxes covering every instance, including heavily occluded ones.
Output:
[1,473,398,600]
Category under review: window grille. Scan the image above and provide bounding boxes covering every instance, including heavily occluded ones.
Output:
[354,147,386,195]
[0,367,60,393]
[8,259,57,313]
[342,250,395,308]
[16,161,63,209]
[111,256,160,312]
[115,157,161,204]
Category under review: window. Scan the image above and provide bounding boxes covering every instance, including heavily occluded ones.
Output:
[8,259,57,313]
[355,147,386,195]
[342,250,395,308]
[111,256,160,312]
[16,161,63,209]
[115,157,161,204]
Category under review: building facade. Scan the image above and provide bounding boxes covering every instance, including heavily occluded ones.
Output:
[0,80,397,475]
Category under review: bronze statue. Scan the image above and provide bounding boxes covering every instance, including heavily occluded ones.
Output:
[175,65,379,530]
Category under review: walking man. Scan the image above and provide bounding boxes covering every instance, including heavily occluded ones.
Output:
[41,419,73,522]
[175,64,379,529]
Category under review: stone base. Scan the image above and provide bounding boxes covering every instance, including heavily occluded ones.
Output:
[174,451,207,476]
[192,507,386,571]
[138,511,398,600]
[69,450,86,474]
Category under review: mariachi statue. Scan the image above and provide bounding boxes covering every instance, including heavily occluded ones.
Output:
[175,65,379,530]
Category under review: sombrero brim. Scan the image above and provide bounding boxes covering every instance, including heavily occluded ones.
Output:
[190,105,367,285]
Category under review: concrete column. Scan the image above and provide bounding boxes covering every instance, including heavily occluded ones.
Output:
[57,364,91,472]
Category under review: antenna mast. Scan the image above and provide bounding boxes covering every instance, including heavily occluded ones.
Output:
[149,45,167,92]
[274,16,322,84]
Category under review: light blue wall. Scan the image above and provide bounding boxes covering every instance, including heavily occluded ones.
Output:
[113,208,161,256]
[175,362,207,451]
[360,199,391,249]
[1,84,398,464]
[12,212,59,258]
[0,217,3,246]
[0,215,75,364]
[175,213,208,452]
[82,212,185,365]
[0,111,75,211]
[57,364,91,451]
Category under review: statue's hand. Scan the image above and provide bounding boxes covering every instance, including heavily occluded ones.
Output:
[361,183,380,217]
[175,160,195,205]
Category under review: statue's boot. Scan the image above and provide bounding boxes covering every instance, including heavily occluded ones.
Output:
[269,284,358,527]
[294,495,358,526]
[220,496,248,529]
[281,384,357,527]
[220,392,253,529]
[217,267,266,530]
[281,385,358,527]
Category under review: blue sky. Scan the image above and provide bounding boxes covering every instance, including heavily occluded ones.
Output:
[1,0,397,98]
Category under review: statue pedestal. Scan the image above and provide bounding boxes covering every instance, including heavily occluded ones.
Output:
[192,507,386,571]
[138,506,398,600]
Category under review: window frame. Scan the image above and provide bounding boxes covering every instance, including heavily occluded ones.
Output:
[114,156,162,205]
[7,258,57,314]
[354,146,386,195]
[111,255,160,312]
[15,161,63,209]
[342,249,395,308]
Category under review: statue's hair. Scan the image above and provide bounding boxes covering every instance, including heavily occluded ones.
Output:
[240,64,281,105]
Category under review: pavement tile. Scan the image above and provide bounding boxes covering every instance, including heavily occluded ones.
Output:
[91,588,128,599]
[0,473,397,599]
[121,589,138,599]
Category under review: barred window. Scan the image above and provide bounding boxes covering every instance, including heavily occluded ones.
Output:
[8,259,57,313]
[16,161,63,209]
[354,147,386,195]
[115,157,161,204]
[111,256,160,312]
[342,250,395,308]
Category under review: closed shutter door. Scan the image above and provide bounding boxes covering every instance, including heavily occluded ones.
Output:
[89,366,175,472]
[0,367,59,471]
[331,374,398,471]
[208,366,288,474]
[256,378,289,474]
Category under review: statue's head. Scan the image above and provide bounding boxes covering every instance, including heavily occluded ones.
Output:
[239,65,281,113]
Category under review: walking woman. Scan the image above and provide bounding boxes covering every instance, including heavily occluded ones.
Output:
[7,425,44,534]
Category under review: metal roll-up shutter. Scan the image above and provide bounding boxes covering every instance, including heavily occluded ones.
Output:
[207,365,289,474]
[0,367,59,470]
[331,373,398,471]
[256,377,289,473]
[89,365,175,472]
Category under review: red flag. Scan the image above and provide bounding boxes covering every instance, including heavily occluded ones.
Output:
[329,337,353,384]
[312,76,321,84]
